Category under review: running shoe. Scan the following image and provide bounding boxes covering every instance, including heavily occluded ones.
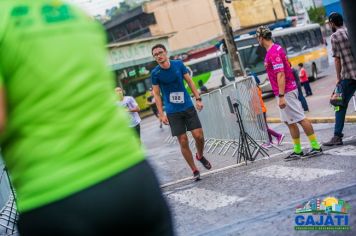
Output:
[277,134,285,145]
[284,152,303,161]
[196,154,212,170]
[304,148,323,157]
[193,170,200,181]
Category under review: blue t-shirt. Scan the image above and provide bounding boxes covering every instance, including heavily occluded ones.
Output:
[151,60,193,114]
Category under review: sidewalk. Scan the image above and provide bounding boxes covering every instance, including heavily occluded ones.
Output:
[263,49,356,122]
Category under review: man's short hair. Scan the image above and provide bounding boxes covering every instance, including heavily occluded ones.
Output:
[298,63,303,67]
[151,44,167,54]
[256,25,272,40]
[329,12,343,27]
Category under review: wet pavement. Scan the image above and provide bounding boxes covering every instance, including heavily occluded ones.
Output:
[142,116,356,236]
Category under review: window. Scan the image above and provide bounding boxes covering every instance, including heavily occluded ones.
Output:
[188,57,221,77]
[144,77,152,90]
[238,45,266,74]
[136,81,145,94]
[284,34,301,54]
[126,19,141,33]
[314,28,323,45]
[274,36,286,49]
[300,31,312,50]
[309,29,319,47]
[236,38,258,48]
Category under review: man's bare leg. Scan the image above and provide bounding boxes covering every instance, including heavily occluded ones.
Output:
[177,133,198,171]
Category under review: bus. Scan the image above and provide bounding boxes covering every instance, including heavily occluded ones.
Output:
[184,52,225,93]
[221,23,329,93]
[115,61,157,110]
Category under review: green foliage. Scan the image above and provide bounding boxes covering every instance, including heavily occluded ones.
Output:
[114,0,148,16]
[308,7,326,25]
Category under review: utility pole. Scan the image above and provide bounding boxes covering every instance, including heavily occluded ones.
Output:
[214,0,243,77]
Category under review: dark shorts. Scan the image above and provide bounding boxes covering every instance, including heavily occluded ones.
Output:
[18,161,173,236]
[167,107,202,136]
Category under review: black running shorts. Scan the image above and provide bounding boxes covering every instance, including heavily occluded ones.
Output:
[18,161,173,236]
[167,106,202,136]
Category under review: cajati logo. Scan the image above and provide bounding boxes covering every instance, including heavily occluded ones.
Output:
[294,197,351,231]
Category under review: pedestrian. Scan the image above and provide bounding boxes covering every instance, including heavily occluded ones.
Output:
[256,25,322,160]
[198,80,208,94]
[147,88,163,128]
[289,62,309,112]
[298,63,313,96]
[0,1,173,235]
[151,44,212,180]
[324,12,356,146]
[253,77,285,148]
[115,87,142,138]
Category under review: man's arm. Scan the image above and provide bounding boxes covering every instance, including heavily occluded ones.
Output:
[334,57,342,83]
[152,85,163,115]
[0,87,6,133]
[277,71,286,95]
[331,36,342,83]
[183,73,203,111]
[152,85,169,124]
[183,73,200,99]
[127,97,140,112]
[276,71,286,109]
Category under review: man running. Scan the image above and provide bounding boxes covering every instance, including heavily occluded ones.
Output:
[151,44,211,180]
[256,26,322,160]
[0,1,172,235]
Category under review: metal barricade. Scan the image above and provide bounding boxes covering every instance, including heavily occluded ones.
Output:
[0,158,18,235]
[165,76,269,162]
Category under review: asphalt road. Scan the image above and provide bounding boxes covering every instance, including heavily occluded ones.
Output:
[142,116,356,236]
[141,36,356,236]
[162,145,356,236]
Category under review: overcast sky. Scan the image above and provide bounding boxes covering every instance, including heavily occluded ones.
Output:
[66,0,120,16]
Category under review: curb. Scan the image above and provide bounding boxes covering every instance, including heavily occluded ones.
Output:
[267,116,356,123]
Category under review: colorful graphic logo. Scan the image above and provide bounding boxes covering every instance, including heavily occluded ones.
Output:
[294,197,351,231]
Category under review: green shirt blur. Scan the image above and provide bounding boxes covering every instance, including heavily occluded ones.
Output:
[0,0,144,212]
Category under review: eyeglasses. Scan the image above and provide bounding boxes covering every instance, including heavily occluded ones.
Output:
[153,51,165,57]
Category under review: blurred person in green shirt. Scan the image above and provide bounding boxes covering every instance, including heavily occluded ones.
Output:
[0,1,173,235]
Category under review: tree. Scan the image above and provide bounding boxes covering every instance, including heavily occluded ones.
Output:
[308,7,326,25]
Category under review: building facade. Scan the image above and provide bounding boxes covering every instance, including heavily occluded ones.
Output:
[232,0,286,28]
[104,0,287,52]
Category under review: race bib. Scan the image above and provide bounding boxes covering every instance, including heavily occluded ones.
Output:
[169,92,184,104]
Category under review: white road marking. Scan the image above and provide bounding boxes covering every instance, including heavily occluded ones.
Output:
[324,145,356,156]
[160,162,248,188]
[249,165,343,181]
[167,187,244,211]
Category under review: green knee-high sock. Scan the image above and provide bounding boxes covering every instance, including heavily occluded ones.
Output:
[308,134,321,150]
[293,138,302,154]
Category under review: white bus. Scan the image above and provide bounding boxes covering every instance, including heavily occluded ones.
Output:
[184,52,225,93]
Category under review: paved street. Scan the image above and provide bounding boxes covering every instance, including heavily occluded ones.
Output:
[140,35,356,236]
[142,114,356,235]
